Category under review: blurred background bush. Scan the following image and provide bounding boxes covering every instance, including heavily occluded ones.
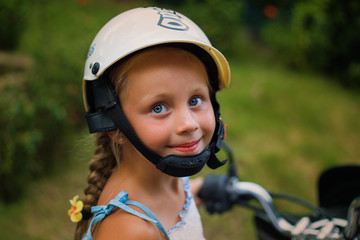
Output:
[258,0,360,87]
[0,0,84,202]
[0,0,359,239]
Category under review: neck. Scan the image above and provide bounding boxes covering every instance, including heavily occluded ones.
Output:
[118,142,181,195]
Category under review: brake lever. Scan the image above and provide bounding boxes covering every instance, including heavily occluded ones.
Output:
[345,197,360,239]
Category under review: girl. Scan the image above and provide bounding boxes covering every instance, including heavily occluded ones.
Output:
[71,7,230,240]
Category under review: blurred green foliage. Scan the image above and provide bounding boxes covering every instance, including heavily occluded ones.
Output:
[0,0,28,50]
[0,72,68,202]
[0,0,122,202]
[259,0,360,88]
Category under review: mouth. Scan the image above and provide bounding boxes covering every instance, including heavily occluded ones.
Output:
[169,139,201,153]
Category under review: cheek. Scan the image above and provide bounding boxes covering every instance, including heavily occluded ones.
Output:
[133,120,170,148]
[201,110,216,141]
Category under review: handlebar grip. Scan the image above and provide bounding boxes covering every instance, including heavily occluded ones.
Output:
[198,174,234,214]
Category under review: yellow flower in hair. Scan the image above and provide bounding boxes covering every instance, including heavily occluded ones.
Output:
[68,195,83,223]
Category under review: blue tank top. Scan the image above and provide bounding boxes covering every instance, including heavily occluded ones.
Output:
[82,178,206,240]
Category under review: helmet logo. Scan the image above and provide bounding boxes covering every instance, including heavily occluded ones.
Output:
[154,8,189,31]
[87,44,96,59]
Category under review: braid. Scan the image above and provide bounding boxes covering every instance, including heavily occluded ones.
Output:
[74,46,138,239]
[74,132,117,240]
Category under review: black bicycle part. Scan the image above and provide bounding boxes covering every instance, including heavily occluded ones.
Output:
[318,165,360,219]
[198,174,235,214]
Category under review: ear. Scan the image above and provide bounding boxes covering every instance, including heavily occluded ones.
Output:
[107,130,126,144]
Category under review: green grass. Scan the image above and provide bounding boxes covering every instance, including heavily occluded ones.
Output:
[1,0,360,239]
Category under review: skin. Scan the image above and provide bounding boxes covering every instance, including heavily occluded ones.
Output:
[94,48,214,239]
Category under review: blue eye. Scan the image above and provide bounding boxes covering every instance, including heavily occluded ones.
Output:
[189,97,202,106]
[152,104,167,114]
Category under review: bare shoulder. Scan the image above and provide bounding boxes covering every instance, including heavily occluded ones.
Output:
[93,209,165,240]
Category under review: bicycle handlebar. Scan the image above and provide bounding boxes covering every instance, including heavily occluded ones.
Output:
[198,142,360,240]
[228,177,293,236]
[229,176,350,239]
[199,174,357,239]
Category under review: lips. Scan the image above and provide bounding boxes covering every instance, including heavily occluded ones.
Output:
[169,139,201,153]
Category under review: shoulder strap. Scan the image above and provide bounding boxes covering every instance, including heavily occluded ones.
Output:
[126,200,169,237]
[83,191,170,240]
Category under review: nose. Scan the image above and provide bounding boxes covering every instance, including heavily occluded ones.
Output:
[175,108,199,135]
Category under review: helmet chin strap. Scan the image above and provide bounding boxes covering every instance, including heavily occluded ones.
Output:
[85,77,227,177]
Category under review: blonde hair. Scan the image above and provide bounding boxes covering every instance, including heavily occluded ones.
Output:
[74,46,209,239]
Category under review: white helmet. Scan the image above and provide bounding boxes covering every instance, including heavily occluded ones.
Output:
[83,6,230,111]
[83,7,231,177]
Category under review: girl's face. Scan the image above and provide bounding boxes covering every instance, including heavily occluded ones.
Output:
[120,48,215,157]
